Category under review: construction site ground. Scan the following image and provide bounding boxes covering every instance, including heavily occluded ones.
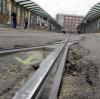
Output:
[59,33,100,99]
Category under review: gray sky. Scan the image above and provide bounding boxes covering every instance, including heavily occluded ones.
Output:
[32,0,100,18]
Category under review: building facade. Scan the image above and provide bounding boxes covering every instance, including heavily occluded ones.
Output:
[0,0,9,24]
[56,14,83,33]
[0,0,61,32]
[78,2,100,33]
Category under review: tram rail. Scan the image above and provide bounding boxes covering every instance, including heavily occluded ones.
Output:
[12,36,75,99]
[0,40,66,55]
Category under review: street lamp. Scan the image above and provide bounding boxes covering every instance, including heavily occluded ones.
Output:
[83,20,87,38]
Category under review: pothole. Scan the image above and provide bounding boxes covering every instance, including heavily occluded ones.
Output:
[59,43,99,99]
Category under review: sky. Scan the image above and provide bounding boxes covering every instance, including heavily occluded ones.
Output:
[32,0,100,18]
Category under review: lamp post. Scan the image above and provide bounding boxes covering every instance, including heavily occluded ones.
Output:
[83,20,87,38]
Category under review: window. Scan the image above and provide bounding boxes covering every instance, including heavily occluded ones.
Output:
[69,17,72,19]
[0,0,3,13]
[66,17,68,19]
[2,0,7,14]
[0,0,7,14]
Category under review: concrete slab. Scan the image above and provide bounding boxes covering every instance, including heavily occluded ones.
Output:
[0,29,67,49]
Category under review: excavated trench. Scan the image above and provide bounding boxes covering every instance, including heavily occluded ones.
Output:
[59,43,99,99]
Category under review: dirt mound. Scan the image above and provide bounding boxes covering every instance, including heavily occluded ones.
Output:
[59,43,99,99]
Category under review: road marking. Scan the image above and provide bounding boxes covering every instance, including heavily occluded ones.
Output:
[14,55,34,65]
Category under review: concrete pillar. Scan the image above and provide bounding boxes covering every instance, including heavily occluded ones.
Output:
[24,9,27,17]
[20,6,22,25]
[28,10,31,26]
[21,7,24,25]
[17,5,21,25]
[7,0,12,23]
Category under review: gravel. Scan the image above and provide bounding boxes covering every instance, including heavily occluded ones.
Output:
[0,49,51,99]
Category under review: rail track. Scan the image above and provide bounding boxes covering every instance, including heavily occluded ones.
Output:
[0,40,65,55]
[12,36,75,99]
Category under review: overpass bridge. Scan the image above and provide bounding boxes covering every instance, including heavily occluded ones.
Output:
[0,0,62,32]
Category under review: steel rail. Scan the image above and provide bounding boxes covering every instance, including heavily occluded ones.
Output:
[0,46,49,55]
[0,40,64,55]
[49,42,74,99]
[12,36,73,99]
